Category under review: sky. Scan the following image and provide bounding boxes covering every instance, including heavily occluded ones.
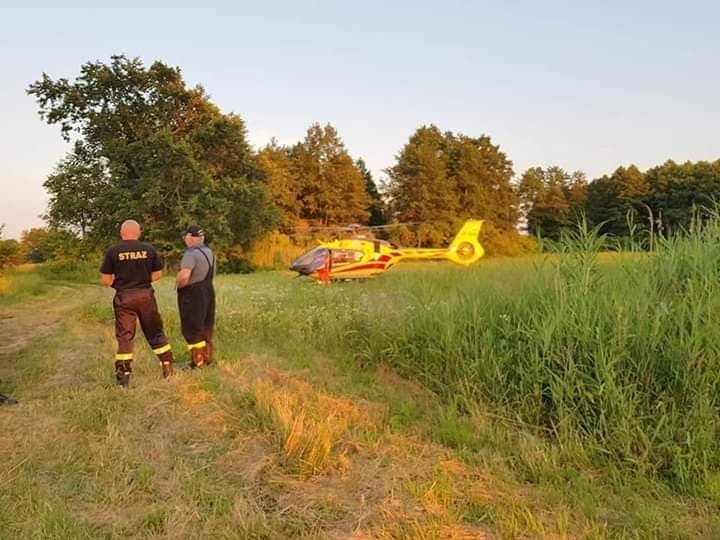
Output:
[1,1,718,238]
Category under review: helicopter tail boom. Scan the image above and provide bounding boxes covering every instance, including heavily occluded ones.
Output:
[394,220,484,266]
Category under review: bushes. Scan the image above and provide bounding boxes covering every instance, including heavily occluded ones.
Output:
[0,239,25,270]
[37,259,100,284]
[246,231,317,270]
[479,222,538,257]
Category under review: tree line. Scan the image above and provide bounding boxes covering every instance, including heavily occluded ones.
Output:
[9,54,717,272]
[519,160,720,245]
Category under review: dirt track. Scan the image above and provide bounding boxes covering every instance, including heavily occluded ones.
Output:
[0,285,106,356]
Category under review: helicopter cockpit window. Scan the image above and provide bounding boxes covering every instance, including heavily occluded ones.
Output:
[330,249,363,268]
[289,247,329,275]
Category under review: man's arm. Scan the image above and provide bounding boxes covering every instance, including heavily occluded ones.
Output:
[100,249,114,287]
[176,268,191,289]
[150,248,164,283]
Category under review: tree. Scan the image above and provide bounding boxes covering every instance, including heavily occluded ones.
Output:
[565,171,589,210]
[446,132,518,231]
[258,139,299,232]
[518,166,588,240]
[356,158,386,227]
[290,123,370,225]
[43,152,109,239]
[386,126,455,245]
[645,160,720,233]
[387,125,516,246]
[586,165,649,237]
[28,55,276,260]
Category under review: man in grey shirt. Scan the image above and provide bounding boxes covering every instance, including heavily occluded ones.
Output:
[176,226,216,368]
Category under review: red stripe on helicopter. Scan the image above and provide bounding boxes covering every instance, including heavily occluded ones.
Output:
[378,254,391,262]
[333,263,389,273]
[390,252,402,257]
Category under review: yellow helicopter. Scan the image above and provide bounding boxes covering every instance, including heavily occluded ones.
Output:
[289,220,484,283]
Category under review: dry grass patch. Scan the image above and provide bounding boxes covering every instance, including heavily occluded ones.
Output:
[214,357,501,539]
[221,360,385,478]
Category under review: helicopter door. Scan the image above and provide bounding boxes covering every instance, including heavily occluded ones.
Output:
[329,249,364,270]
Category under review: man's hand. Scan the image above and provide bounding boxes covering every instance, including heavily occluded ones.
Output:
[101,273,114,287]
[151,270,163,282]
[176,268,192,289]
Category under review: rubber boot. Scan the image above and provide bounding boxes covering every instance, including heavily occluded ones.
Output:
[189,347,206,369]
[158,351,174,378]
[115,360,132,387]
[205,340,213,366]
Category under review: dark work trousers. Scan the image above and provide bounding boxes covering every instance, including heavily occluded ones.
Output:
[177,280,215,348]
[113,288,171,360]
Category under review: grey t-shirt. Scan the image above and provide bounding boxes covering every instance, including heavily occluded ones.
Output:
[180,245,215,285]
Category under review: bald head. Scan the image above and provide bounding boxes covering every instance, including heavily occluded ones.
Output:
[120,220,141,240]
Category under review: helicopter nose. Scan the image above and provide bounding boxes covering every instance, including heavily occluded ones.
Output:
[289,263,309,275]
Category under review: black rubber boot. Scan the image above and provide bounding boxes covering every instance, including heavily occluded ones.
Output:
[115,360,132,387]
[158,351,174,378]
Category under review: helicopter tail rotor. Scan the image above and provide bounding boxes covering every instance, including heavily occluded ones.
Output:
[446,220,485,266]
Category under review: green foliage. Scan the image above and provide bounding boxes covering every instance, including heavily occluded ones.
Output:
[0,238,24,270]
[246,231,316,270]
[259,125,372,230]
[258,139,301,232]
[37,259,100,284]
[586,165,650,237]
[386,125,518,246]
[42,154,107,239]
[645,159,720,233]
[356,158,387,226]
[20,227,81,263]
[519,166,588,240]
[480,222,538,256]
[0,225,25,270]
[292,123,370,226]
[28,55,277,262]
[524,160,720,247]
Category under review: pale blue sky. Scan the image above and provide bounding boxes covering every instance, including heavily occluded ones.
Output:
[1,1,718,238]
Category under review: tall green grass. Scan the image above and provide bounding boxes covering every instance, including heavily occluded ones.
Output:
[195,221,720,493]
[349,224,720,492]
[0,267,49,304]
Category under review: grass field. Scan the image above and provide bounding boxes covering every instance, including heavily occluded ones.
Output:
[1,232,720,538]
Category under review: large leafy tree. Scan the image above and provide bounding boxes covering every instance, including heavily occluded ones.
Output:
[42,152,109,239]
[445,132,518,231]
[258,125,371,229]
[28,55,276,258]
[257,139,299,232]
[387,125,517,245]
[290,123,370,226]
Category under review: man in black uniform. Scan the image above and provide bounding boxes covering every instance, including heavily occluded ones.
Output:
[176,226,215,368]
[100,220,175,386]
